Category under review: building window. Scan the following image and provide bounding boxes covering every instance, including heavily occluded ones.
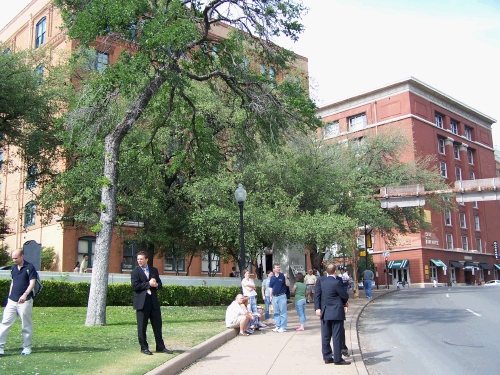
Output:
[202,252,220,275]
[348,113,367,132]
[26,165,38,190]
[78,236,96,269]
[438,139,445,154]
[24,201,36,227]
[459,212,466,228]
[323,121,339,139]
[455,166,462,181]
[440,162,447,178]
[476,238,482,252]
[260,63,266,75]
[450,120,458,134]
[123,242,141,270]
[444,210,452,226]
[164,256,185,272]
[464,126,472,141]
[435,113,444,129]
[467,149,474,165]
[474,216,480,231]
[446,234,453,250]
[96,52,109,72]
[472,201,479,209]
[34,64,44,86]
[470,171,476,180]
[35,17,47,48]
[453,145,460,159]
[462,236,469,251]
[0,151,3,169]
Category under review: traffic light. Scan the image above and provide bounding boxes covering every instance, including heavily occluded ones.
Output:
[384,257,388,268]
[494,241,499,260]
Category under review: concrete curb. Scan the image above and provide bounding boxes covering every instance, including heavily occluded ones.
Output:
[145,329,237,375]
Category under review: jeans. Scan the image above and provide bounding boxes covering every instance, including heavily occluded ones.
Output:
[249,295,258,325]
[295,298,306,324]
[272,294,288,329]
[363,280,373,298]
[264,296,271,320]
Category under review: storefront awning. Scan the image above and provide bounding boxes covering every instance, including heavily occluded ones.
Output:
[494,264,500,270]
[449,260,463,268]
[430,259,446,267]
[387,259,409,269]
[479,262,494,270]
[463,261,479,270]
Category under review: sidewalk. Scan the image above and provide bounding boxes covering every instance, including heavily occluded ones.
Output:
[147,288,394,375]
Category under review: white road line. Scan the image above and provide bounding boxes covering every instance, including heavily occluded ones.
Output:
[466,308,481,317]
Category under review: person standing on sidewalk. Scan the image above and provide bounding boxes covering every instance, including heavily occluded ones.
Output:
[304,269,316,303]
[242,269,265,328]
[362,268,374,299]
[315,263,350,365]
[268,263,289,333]
[291,272,307,331]
[261,270,273,323]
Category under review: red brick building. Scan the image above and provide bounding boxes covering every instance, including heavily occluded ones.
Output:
[316,77,500,287]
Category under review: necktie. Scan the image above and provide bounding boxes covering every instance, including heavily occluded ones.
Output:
[143,268,151,294]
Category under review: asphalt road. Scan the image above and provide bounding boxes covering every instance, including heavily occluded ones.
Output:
[358,286,500,375]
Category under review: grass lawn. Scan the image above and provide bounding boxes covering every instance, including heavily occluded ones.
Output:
[0,305,227,375]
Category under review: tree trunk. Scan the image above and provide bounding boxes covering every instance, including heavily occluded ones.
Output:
[85,74,167,326]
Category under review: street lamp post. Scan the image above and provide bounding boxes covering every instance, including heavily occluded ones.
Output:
[234,184,247,279]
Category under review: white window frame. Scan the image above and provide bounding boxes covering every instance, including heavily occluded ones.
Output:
[474,216,480,231]
[438,139,445,154]
[444,210,452,226]
[440,162,447,178]
[473,201,479,209]
[464,126,472,141]
[435,113,444,128]
[467,149,474,165]
[450,120,458,134]
[462,236,469,251]
[453,145,460,159]
[348,113,367,132]
[35,17,46,48]
[476,238,482,252]
[455,166,462,181]
[459,212,467,228]
[445,234,453,250]
[96,52,109,73]
[323,121,340,139]
[470,171,476,180]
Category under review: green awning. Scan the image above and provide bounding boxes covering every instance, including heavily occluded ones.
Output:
[479,262,494,270]
[494,264,500,270]
[449,260,463,268]
[387,259,409,269]
[430,259,446,267]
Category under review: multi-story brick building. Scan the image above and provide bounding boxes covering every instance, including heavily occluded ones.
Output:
[317,77,500,287]
[0,0,310,277]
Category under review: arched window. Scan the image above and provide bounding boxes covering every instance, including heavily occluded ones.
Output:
[35,17,47,48]
[24,201,36,227]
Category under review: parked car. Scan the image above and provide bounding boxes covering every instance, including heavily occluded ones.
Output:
[0,265,11,270]
[483,280,500,286]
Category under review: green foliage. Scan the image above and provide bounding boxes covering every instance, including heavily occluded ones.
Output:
[0,278,241,307]
[40,246,56,271]
[0,243,9,266]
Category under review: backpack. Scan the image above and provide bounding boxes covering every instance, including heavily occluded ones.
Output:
[14,264,43,299]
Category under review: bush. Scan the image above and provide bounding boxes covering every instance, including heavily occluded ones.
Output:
[40,246,56,271]
[0,279,242,307]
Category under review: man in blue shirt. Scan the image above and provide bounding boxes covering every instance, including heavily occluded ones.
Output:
[0,250,37,356]
[268,263,290,333]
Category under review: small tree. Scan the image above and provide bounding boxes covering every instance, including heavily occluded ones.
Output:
[41,246,56,271]
[0,244,10,266]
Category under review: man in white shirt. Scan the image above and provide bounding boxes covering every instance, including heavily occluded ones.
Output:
[225,294,253,336]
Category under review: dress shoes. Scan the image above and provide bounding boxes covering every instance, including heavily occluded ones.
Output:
[334,359,351,365]
[141,349,153,355]
[156,348,174,354]
[324,358,334,364]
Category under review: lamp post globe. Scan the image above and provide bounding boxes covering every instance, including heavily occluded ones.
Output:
[234,184,247,279]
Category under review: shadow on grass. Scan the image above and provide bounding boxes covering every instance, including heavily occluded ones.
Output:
[23,346,111,354]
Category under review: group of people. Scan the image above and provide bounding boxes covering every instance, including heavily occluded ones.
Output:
[73,254,89,273]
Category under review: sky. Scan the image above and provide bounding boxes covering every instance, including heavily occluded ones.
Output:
[2,0,500,147]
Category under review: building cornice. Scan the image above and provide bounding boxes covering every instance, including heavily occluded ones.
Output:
[316,77,496,130]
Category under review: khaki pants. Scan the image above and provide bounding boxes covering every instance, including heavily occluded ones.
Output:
[0,298,33,350]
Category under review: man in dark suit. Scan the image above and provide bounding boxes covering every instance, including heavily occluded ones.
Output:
[314,263,350,365]
[131,251,173,355]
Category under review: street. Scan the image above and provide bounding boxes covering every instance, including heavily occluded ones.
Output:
[358,286,500,374]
